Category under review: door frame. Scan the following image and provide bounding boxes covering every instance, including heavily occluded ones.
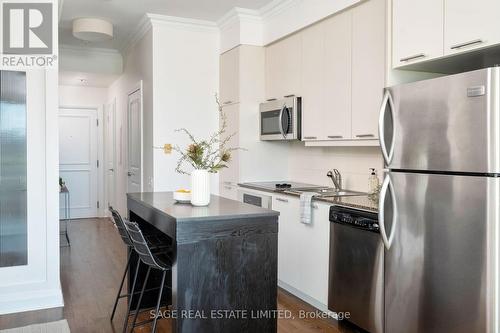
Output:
[58,105,105,217]
[105,98,116,214]
[127,81,144,193]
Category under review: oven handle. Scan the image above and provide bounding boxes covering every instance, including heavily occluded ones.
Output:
[379,172,398,250]
[278,104,287,139]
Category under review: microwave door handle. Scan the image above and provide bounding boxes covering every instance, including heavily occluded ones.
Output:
[284,107,290,136]
[278,104,286,139]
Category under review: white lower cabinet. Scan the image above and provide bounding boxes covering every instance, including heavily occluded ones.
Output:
[273,195,330,308]
[299,202,330,306]
[273,195,301,290]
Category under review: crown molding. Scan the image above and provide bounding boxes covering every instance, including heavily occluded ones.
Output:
[147,13,218,31]
[217,7,261,30]
[120,14,153,55]
[259,0,299,20]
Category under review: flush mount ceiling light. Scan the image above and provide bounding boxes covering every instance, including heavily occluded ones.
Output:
[73,18,113,42]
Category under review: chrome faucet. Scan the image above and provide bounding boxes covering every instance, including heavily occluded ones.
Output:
[327,169,342,191]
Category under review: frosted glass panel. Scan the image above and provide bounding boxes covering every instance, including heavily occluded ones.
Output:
[0,71,27,267]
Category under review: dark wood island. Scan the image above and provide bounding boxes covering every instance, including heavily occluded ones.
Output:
[127,192,279,333]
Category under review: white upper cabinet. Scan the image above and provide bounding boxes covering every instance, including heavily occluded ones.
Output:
[351,0,385,140]
[323,11,352,141]
[265,33,302,100]
[301,11,352,142]
[392,0,444,68]
[301,21,326,141]
[220,47,240,105]
[444,0,500,55]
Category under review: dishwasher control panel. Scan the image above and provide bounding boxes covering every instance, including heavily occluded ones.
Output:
[329,206,379,232]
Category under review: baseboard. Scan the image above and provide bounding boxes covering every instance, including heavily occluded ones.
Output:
[278,280,328,312]
[0,288,64,315]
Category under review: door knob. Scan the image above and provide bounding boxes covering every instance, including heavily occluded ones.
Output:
[109,168,114,172]
[127,171,133,176]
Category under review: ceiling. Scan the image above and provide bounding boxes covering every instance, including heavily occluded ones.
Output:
[59,0,274,50]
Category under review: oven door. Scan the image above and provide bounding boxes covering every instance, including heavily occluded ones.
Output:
[237,189,272,209]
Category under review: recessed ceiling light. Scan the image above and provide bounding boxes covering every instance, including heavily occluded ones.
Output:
[73,18,113,42]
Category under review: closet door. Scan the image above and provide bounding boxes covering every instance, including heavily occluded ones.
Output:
[0,71,27,268]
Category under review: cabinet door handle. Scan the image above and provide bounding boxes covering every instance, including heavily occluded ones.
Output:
[356,134,375,138]
[327,135,343,139]
[223,181,233,185]
[266,98,277,102]
[276,198,289,203]
[223,101,233,105]
[304,136,317,140]
[450,39,483,50]
[224,186,233,190]
[284,94,295,98]
[400,53,426,62]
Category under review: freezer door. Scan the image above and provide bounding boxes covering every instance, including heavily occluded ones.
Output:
[379,67,500,173]
[381,172,499,333]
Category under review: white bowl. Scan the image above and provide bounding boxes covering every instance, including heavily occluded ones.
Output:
[173,191,191,203]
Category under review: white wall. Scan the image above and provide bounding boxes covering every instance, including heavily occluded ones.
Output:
[151,22,220,192]
[287,143,383,191]
[59,85,108,107]
[107,29,154,216]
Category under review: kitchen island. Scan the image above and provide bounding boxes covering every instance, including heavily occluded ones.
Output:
[127,192,279,333]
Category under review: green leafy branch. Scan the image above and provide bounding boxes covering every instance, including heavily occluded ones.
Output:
[174,94,245,174]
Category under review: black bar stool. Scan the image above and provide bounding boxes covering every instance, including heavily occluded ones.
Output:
[124,221,172,333]
[109,207,138,323]
[109,208,171,331]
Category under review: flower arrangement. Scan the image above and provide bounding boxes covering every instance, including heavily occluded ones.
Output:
[174,94,242,174]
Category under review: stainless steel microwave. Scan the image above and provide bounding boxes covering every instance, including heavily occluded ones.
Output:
[259,96,301,141]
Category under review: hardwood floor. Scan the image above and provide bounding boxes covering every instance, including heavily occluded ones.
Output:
[0,218,359,333]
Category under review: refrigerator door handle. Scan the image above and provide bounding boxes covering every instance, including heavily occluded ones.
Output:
[379,173,398,250]
[378,90,396,165]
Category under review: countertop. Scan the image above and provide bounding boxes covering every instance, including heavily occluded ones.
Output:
[127,192,279,223]
[238,182,379,213]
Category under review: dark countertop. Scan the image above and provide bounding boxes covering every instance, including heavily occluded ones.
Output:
[238,183,379,213]
[127,192,279,223]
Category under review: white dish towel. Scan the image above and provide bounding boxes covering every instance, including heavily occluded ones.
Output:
[300,192,316,225]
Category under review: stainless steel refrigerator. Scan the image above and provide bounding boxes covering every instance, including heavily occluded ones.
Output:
[379,67,500,333]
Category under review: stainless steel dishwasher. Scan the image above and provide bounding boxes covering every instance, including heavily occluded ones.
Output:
[328,206,384,333]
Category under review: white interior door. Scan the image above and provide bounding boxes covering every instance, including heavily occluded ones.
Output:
[59,108,99,218]
[105,100,116,210]
[127,88,142,193]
